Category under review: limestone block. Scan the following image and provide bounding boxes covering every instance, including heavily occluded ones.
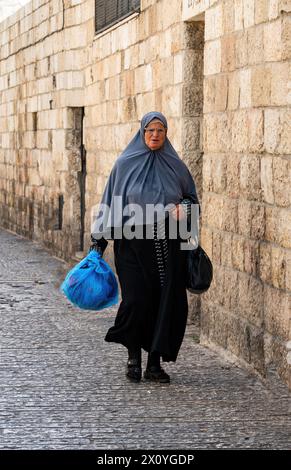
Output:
[273,156,290,207]
[144,35,159,64]
[228,71,240,110]
[250,202,265,240]
[128,17,138,48]
[259,241,272,284]
[235,31,248,68]
[159,57,174,87]
[208,306,229,350]
[247,25,264,65]
[234,0,243,31]
[166,117,182,151]
[173,53,183,84]
[277,209,291,249]
[200,224,213,260]
[232,235,245,271]
[268,0,280,20]
[114,122,138,151]
[65,5,82,28]
[183,49,203,84]
[248,109,264,153]
[38,77,53,95]
[158,28,172,60]
[134,64,152,94]
[264,20,282,62]
[221,35,236,72]
[63,25,88,49]
[119,96,136,122]
[222,197,238,233]
[286,250,291,291]
[26,96,38,113]
[210,114,230,152]
[227,313,241,357]
[159,0,181,31]
[271,62,290,106]
[204,192,224,230]
[182,81,203,116]
[214,74,228,111]
[162,85,181,118]
[239,154,261,201]
[264,108,280,153]
[52,130,66,154]
[271,246,288,289]
[244,239,260,276]
[120,70,135,98]
[148,3,158,37]
[108,53,122,78]
[239,68,252,108]
[205,2,223,40]
[251,65,272,107]
[265,206,279,243]
[238,273,264,328]
[264,285,289,339]
[207,265,225,308]
[225,153,241,198]
[278,109,291,154]
[54,150,68,172]
[203,115,216,152]
[255,0,269,24]
[170,23,183,55]
[261,156,274,204]
[64,89,84,107]
[202,153,212,192]
[282,9,291,59]
[181,117,201,151]
[108,75,120,101]
[280,0,291,13]
[138,41,146,67]
[85,82,102,107]
[212,153,227,193]
[29,168,43,186]
[36,130,49,149]
[210,229,221,266]
[222,0,235,34]
[231,110,248,152]
[244,0,255,28]
[203,76,216,113]
[23,131,36,149]
[204,39,221,76]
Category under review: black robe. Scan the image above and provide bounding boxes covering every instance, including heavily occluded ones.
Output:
[104,218,188,362]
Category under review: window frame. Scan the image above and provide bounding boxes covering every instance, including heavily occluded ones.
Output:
[95,1,141,35]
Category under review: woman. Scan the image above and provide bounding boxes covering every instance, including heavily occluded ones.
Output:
[90,112,200,384]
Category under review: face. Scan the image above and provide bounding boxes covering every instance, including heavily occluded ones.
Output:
[144,121,167,151]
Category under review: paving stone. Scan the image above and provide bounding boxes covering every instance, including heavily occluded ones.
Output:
[0,228,290,449]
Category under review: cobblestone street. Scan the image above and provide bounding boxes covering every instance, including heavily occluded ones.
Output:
[0,228,290,450]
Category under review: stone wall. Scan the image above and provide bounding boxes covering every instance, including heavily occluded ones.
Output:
[0,0,204,262]
[199,0,291,387]
[0,0,290,389]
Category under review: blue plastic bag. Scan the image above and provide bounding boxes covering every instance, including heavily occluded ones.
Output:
[60,250,119,311]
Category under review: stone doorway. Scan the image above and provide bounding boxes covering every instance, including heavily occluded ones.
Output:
[181,20,205,328]
[65,107,86,258]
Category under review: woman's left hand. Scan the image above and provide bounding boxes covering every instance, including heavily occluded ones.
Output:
[169,204,187,221]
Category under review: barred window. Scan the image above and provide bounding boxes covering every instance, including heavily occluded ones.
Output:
[95,1,140,34]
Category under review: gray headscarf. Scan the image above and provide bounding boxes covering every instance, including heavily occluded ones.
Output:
[92,112,199,238]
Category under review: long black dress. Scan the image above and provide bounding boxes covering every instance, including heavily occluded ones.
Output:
[104,203,192,363]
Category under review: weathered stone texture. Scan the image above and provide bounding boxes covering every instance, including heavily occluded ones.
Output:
[0,0,290,393]
[201,0,291,390]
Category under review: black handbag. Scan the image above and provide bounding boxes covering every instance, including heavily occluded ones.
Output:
[186,239,213,294]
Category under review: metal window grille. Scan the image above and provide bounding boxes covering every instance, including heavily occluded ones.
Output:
[95,0,140,34]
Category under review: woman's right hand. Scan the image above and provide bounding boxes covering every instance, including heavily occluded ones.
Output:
[89,235,108,257]
[169,204,187,221]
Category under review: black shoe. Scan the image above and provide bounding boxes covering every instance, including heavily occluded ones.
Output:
[144,366,170,383]
[126,358,142,382]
